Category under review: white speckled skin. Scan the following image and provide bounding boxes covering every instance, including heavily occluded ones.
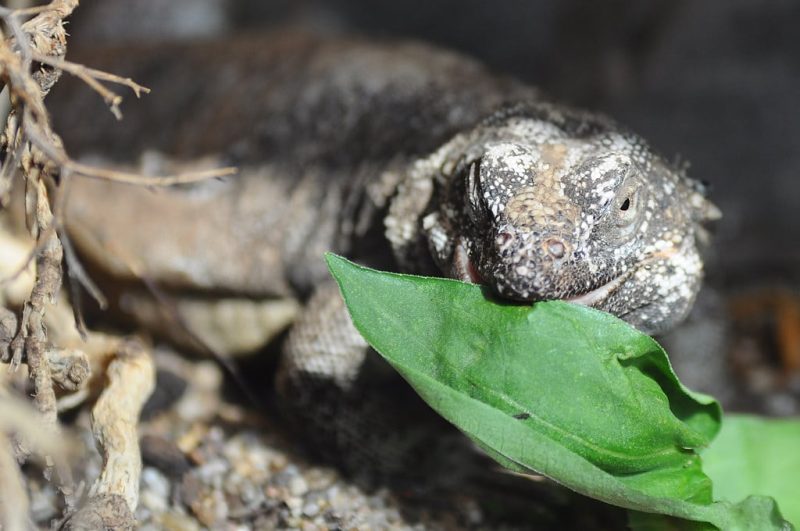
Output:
[388,102,719,334]
[53,36,722,482]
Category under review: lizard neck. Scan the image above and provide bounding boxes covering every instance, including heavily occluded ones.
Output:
[383,132,476,276]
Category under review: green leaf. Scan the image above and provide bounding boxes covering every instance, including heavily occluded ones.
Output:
[325,254,792,530]
[702,414,800,526]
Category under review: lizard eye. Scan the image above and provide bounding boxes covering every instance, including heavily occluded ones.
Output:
[612,180,644,231]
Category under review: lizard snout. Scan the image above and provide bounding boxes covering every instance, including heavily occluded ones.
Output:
[483,228,576,302]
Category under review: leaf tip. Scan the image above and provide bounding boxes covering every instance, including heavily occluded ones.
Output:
[324,252,360,302]
[324,252,347,279]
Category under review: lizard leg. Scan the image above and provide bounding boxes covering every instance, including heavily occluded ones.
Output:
[276,280,466,486]
[276,282,603,515]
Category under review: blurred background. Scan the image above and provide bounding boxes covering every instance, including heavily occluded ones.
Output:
[63,0,800,413]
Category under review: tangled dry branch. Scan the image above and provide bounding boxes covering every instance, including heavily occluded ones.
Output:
[0,1,231,528]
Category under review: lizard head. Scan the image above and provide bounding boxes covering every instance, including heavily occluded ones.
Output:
[388,103,720,335]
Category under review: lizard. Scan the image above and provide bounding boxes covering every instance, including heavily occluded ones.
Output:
[48,31,719,480]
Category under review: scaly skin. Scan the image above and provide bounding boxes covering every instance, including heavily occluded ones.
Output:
[387,101,720,334]
[52,33,719,481]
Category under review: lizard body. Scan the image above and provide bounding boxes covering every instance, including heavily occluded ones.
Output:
[55,32,716,335]
[57,33,533,299]
[51,32,718,477]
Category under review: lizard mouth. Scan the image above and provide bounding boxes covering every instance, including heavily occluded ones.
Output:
[565,272,631,307]
[566,246,681,307]
[453,238,627,305]
[452,240,671,308]
[452,240,483,283]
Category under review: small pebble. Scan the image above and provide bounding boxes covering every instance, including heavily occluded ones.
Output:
[289,475,309,496]
[142,467,172,500]
[302,502,320,518]
[141,435,191,478]
[285,496,303,517]
[158,512,203,531]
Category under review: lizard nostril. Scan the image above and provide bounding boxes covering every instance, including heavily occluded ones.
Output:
[545,238,566,259]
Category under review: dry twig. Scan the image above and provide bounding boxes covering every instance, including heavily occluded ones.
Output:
[0,0,225,524]
[89,340,155,510]
[0,6,235,190]
[29,51,149,119]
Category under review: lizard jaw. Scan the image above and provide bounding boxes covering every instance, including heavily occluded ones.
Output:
[453,240,659,310]
[567,246,683,307]
[565,272,630,307]
[454,237,628,306]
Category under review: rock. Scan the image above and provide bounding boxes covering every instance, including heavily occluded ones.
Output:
[141,435,192,478]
